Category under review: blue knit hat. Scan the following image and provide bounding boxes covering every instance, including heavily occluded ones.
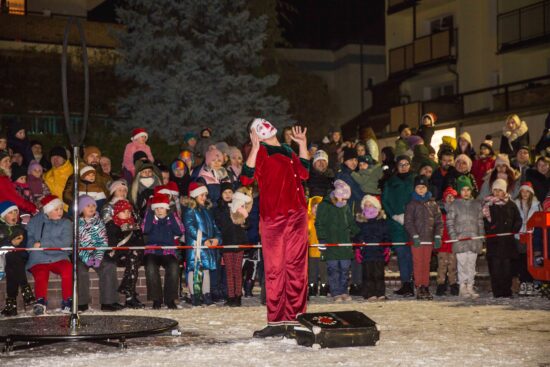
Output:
[183,132,198,143]
[0,201,18,218]
[78,195,97,215]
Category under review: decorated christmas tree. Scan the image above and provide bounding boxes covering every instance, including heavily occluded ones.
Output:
[115,0,290,143]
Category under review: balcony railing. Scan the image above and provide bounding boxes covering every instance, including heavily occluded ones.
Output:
[389,74,550,132]
[498,0,550,52]
[387,0,418,15]
[388,28,457,76]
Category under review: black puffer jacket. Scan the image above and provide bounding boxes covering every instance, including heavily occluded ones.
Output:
[484,200,522,259]
[306,168,334,198]
[213,201,247,253]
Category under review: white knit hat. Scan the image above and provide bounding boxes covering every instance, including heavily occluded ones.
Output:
[228,191,252,214]
[109,179,128,195]
[492,178,508,193]
[313,150,329,164]
[455,154,472,171]
[79,165,95,178]
[361,195,381,210]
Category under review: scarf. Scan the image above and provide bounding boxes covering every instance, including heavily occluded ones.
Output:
[482,194,509,222]
[412,191,432,202]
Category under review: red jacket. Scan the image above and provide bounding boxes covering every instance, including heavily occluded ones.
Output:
[0,173,37,214]
[241,144,309,220]
[439,212,453,253]
[471,156,495,191]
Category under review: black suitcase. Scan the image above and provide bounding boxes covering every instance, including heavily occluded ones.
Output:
[294,311,380,348]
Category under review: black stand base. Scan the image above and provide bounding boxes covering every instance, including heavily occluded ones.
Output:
[0,315,178,353]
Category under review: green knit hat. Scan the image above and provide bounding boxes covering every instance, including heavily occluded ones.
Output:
[456,175,473,193]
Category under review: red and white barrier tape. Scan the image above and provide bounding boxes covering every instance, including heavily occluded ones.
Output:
[0,231,531,252]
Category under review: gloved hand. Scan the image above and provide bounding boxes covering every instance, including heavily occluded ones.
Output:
[392,214,405,226]
[354,248,363,264]
[434,236,442,249]
[412,235,420,248]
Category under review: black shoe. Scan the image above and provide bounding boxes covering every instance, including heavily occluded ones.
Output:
[449,283,459,296]
[416,286,425,300]
[21,284,36,306]
[224,297,235,307]
[319,283,329,297]
[244,280,254,297]
[284,325,297,339]
[253,325,287,338]
[192,294,201,307]
[152,301,162,310]
[349,284,361,296]
[203,293,214,306]
[125,297,145,309]
[423,286,433,300]
[1,297,18,317]
[308,283,318,297]
[101,303,124,311]
[436,284,447,296]
[234,296,242,307]
[395,282,415,297]
[78,304,89,312]
[166,301,178,310]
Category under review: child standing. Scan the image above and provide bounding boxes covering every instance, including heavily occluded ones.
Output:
[77,195,122,312]
[307,196,327,297]
[482,178,523,298]
[122,128,155,182]
[315,180,359,302]
[355,195,389,301]
[26,195,73,315]
[447,176,484,298]
[142,193,184,309]
[436,186,459,297]
[404,175,443,300]
[214,184,251,307]
[105,199,145,308]
[0,201,35,316]
[182,182,222,306]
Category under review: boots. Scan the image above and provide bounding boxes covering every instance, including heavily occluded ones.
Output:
[244,279,254,297]
[417,286,432,300]
[21,284,36,307]
[234,296,242,307]
[224,297,235,307]
[394,282,415,297]
[33,298,47,316]
[459,284,469,298]
[253,325,286,338]
[435,284,447,296]
[308,283,318,297]
[349,284,361,296]
[466,284,479,299]
[319,283,329,297]
[125,295,145,309]
[449,283,460,296]
[1,297,17,317]
[203,293,214,306]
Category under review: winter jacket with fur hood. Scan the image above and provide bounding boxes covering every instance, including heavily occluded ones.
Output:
[447,198,484,254]
[500,115,529,156]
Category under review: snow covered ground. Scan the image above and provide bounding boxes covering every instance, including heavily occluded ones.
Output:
[1,293,549,367]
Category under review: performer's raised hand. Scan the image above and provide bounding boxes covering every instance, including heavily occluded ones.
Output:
[291,126,307,147]
[250,129,260,152]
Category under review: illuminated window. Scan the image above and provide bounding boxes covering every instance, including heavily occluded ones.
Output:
[8,0,25,15]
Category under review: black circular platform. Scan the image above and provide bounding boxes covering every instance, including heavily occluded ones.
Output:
[0,315,178,352]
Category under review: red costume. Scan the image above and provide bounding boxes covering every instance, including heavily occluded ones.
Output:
[241,143,309,325]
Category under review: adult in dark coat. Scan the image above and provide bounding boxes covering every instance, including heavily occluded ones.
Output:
[500,114,530,156]
[525,156,550,203]
[306,150,334,198]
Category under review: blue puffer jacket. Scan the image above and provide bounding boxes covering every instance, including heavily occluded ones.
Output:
[355,217,389,262]
[26,212,72,270]
[183,205,222,272]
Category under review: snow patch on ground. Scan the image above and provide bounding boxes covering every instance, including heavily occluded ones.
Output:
[1,293,549,367]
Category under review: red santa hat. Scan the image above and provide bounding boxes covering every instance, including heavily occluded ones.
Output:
[41,195,63,214]
[131,128,148,142]
[155,182,180,197]
[150,193,170,210]
[188,182,208,198]
[518,181,534,196]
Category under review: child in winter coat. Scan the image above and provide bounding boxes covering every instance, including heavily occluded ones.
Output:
[436,186,459,297]
[404,175,443,300]
[454,132,476,161]
[447,176,484,298]
[514,182,540,296]
[471,136,495,190]
[315,180,360,302]
[213,183,252,307]
[351,155,383,195]
[76,195,122,312]
[130,160,162,218]
[142,193,184,309]
[154,182,182,218]
[183,182,222,306]
[197,146,231,207]
[226,146,243,191]
[0,201,35,316]
[307,196,328,297]
[26,195,73,315]
[105,199,145,308]
[11,165,34,219]
[170,159,192,197]
[63,166,109,211]
[482,178,523,298]
[355,195,389,301]
[101,179,130,223]
[27,160,50,206]
[122,128,155,182]
[418,112,436,147]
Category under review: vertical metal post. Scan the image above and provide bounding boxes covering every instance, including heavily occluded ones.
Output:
[69,146,80,330]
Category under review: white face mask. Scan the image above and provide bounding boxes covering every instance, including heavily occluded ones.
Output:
[251,118,277,140]
[140,177,155,188]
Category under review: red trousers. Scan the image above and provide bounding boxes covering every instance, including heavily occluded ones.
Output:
[223,251,244,298]
[412,245,433,287]
[30,260,73,301]
[261,209,308,324]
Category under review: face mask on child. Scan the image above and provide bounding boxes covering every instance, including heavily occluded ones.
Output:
[140,177,155,188]
[335,200,347,208]
[363,207,379,219]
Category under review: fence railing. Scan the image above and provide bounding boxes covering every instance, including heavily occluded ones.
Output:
[498,0,550,52]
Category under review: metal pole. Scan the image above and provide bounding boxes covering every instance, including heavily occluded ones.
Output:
[70,146,80,330]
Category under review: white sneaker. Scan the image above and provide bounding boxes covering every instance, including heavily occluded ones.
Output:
[519,282,527,296]
[459,284,470,298]
[525,283,535,296]
[466,284,479,299]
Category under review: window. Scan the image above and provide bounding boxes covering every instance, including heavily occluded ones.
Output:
[7,0,25,15]
[424,83,455,100]
[430,15,454,33]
